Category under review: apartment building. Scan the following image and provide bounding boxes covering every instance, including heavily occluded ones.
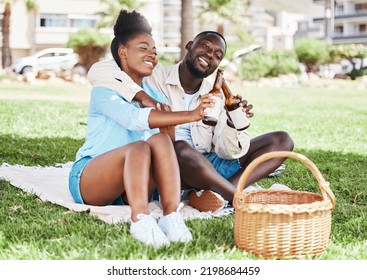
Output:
[1,0,100,60]
[313,0,367,44]
[0,0,187,62]
[1,0,344,66]
[242,4,308,51]
[245,0,323,51]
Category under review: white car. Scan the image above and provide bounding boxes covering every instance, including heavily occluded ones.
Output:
[11,48,79,74]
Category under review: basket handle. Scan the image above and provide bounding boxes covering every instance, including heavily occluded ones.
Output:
[236,151,336,208]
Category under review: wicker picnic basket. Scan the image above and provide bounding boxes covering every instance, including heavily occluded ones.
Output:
[233,151,336,259]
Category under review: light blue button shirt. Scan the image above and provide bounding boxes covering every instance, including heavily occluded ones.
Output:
[75,83,167,161]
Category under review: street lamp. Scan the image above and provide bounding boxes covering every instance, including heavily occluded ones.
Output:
[325,0,335,45]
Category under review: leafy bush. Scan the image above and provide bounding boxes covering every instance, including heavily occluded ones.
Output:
[67,29,110,71]
[294,37,329,73]
[330,44,367,80]
[269,50,300,76]
[237,51,273,80]
[237,50,300,81]
[67,28,110,49]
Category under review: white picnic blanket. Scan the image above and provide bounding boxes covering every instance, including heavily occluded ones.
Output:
[0,162,232,224]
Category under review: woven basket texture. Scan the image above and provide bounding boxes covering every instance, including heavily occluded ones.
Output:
[233,151,336,259]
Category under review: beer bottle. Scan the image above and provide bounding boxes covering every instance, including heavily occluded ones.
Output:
[202,69,224,126]
[222,78,250,130]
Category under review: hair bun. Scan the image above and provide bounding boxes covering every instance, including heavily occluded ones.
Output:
[113,10,152,36]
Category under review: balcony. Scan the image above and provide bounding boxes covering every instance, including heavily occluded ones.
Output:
[333,32,367,44]
[334,11,367,19]
[314,9,367,23]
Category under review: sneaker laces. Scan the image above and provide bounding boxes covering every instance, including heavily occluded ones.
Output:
[137,214,161,239]
[170,205,186,226]
[132,214,169,247]
[166,203,186,228]
[159,203,192,241]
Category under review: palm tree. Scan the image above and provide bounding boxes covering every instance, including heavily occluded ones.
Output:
[180,0,194,60]
[1,1,12,68]
[96,0,143,28]
[198,0,248,35]
[1,0,37,68]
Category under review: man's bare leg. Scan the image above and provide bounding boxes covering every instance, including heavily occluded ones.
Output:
[174,140,235,202]
[229,131,294,187]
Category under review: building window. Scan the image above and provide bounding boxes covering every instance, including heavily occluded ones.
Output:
[355,3,367,13]
[39,13,97,29]
[70,18,96,28]
[40,13,67,27]
[335,4,344,16]
[334,25,343,36]
[359,24,366,34]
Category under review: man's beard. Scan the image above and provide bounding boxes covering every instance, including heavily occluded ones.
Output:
[185,56,211,79]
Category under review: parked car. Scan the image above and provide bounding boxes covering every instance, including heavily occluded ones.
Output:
[11,48,79,74]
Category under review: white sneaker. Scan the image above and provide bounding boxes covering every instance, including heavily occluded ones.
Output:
[158,203,193,243]
[130,214,170,248]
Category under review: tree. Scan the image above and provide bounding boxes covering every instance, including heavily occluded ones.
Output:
[294,37,329,73]
[197,0,247,35]
[1,0,37,68]
[180,0,193,60]
[96,0,143,28]
[1,1,12,68]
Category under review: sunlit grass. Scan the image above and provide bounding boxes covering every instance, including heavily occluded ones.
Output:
[0,79,366,259]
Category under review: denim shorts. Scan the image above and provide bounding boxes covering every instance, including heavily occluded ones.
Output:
[68,156,125,205]
[203,152,242,180]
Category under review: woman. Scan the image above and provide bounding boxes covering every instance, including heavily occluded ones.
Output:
[68,10,213,248]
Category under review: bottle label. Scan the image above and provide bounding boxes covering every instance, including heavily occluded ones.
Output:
[204,95,223,122]
[228,107,250,130]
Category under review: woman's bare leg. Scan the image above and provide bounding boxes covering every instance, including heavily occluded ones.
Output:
[79,141,152,222]
[147,133,181,215]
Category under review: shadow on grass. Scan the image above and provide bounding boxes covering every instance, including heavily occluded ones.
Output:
[0,134,83,166]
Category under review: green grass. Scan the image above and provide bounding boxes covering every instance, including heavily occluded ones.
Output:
[0,79,366,260]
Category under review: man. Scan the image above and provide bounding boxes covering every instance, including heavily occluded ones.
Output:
[88,31,294,211]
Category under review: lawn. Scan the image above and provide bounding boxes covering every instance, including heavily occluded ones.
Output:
[0,78,366,260]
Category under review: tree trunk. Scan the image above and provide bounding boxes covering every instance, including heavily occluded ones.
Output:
[180,0,194,60]
[1,3,13,68]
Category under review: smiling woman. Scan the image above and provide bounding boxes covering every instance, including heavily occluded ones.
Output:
[118,34,158,84]
[67,9,212,248]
